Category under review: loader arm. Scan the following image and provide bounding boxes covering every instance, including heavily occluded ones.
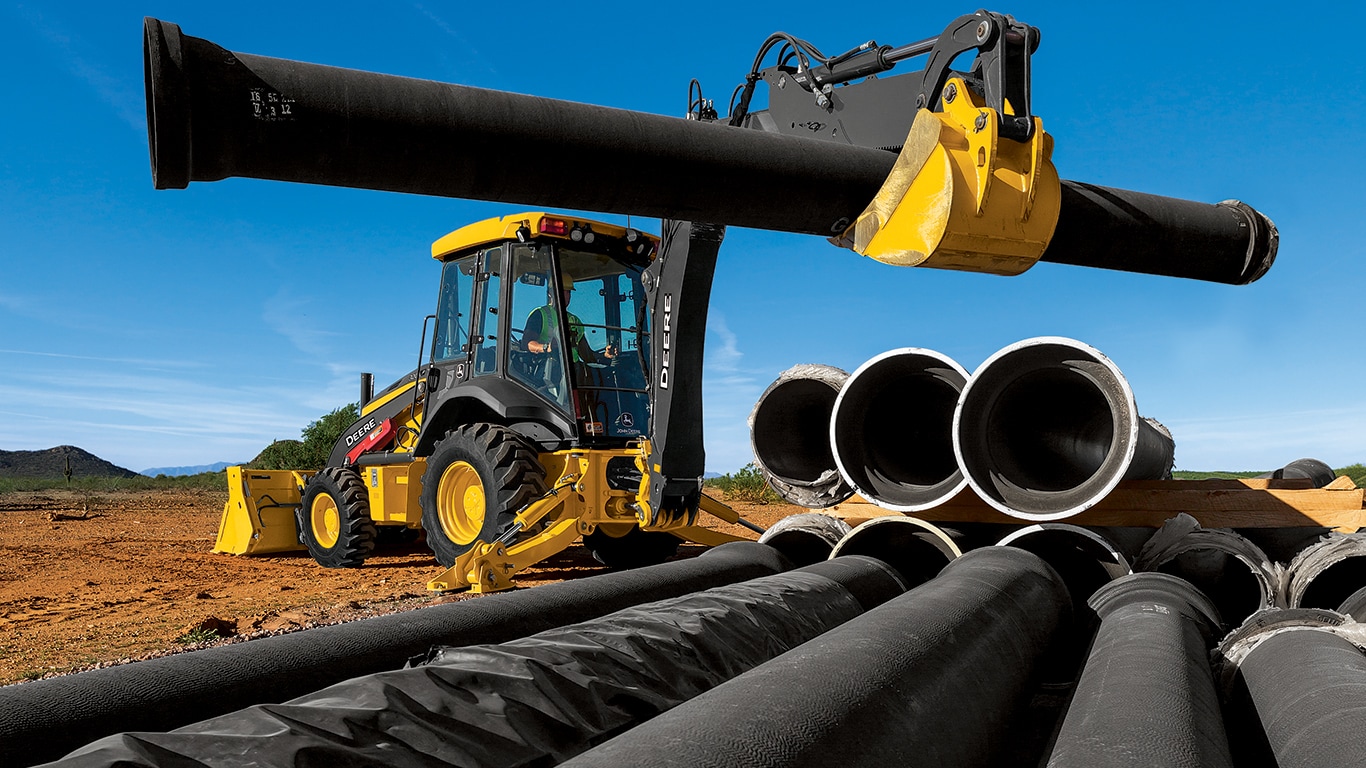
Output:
[635,220,726,530]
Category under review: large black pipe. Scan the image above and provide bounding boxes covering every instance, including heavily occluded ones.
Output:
[44,557,906,768]
[1046,573,1231,768]
[954,337,1175,520]
[1136,514,1278,628]
[830,348,969,511]
[749,364,854,507]
[1224,621,1366,768]
[144,18,1276,284]
[0,541,789,768]
[559,546,1072,768]
[1284,533,1366,611]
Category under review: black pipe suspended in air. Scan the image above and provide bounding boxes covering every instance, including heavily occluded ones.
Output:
[144,18,1276,285]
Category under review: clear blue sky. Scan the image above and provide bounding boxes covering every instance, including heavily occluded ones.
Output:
[2,1,1362,474]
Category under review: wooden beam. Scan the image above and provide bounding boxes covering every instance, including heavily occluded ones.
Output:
[828,478,1365,532]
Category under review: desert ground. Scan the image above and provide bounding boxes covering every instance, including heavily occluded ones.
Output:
[0,488,797,686]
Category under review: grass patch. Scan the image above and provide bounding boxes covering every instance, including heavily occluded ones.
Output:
[0,471,228,494]
[174,626,224,645]
[704,464,781,504]
[1174,464,1366,485]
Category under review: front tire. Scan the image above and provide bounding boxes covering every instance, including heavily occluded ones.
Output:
[421,424,547,566]
[297,467,376,568]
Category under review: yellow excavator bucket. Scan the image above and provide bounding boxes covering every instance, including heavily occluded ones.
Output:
[215,466,310,555]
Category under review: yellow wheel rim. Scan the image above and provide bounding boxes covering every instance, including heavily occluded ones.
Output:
[438,460,485,545]
[310,493,341,549]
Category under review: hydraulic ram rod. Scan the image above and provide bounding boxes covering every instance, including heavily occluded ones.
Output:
[144,18,1276,285]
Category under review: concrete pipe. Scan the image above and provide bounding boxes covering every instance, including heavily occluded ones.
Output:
[1046,573,1231,768]
[0,541,791,768]
[143,19,1278,285]
[558,546,1072,768]
[829,516,960,588]
[757,513,852,566]
[1135,514,1278,629]
[1216,609,1366,768]
[954,337,1174,520]
[829,348,970,512]
[1284,533,1366,611]
[749,364,854,507]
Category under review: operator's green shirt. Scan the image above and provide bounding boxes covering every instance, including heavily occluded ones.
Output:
[527,305,585,362]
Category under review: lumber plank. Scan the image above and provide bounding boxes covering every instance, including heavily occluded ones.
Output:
[829,480,1366,531]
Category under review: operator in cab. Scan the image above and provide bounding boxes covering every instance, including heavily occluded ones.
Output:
[522,273,616,365]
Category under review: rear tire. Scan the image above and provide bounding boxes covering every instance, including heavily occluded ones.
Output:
[421,424,547,567]
[584,527,681,569]
[297,467,376,568]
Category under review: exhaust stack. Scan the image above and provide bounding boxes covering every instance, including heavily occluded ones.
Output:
[953,337,1174,520]
[830,348,968,511]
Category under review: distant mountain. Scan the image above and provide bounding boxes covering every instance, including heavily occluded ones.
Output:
[141,461,236,477]
[0,446,138,479]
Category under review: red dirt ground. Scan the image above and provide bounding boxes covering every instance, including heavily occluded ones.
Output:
[0,488,800,686]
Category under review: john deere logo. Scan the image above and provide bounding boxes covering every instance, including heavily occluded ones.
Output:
[616,412,634,429]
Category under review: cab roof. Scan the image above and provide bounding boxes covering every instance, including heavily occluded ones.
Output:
[430,211,659,261]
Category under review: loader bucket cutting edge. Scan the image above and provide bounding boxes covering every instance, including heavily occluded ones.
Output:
[214,466,308,555]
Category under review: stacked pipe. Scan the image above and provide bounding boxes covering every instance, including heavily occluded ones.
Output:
[752,337,1174,522]
[0,541,793,767]
[32,545,1082,768]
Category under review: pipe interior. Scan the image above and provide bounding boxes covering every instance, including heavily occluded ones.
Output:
[834,359,962,506]
[1156,548,1264,627]
[835,522,956,588]
[1298,555,1366,611]
[763,530,838,568]
[990,368,1115,491]
[1000,529,1125,604]
[753,379,840,483]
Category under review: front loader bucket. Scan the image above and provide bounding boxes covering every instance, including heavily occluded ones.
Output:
[215,467,309,555]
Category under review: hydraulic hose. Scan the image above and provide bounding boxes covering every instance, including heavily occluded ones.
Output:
[1046,573,1231,768]
[45,557,906,768]
[559,546,1072,768]
[0,541,789,768]
[145,18,1277,284]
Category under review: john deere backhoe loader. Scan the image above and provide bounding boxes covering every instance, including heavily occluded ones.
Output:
[218,213,757,592]
[153,10,1276,592]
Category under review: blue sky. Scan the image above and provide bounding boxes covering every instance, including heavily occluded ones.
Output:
[1,1,1362,474]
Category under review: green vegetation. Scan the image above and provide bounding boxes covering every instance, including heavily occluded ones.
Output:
[251,403,359,471]
[1172,470,1265,480]
[174,626,224,645]
[1175,465,1366,485]
[0,471,226,494]
[704,463,781,504]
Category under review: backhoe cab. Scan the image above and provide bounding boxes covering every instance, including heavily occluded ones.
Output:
[218,213,749,592]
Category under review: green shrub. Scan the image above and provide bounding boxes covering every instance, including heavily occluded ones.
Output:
[249,403,359,471]
[704,463,781,504]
